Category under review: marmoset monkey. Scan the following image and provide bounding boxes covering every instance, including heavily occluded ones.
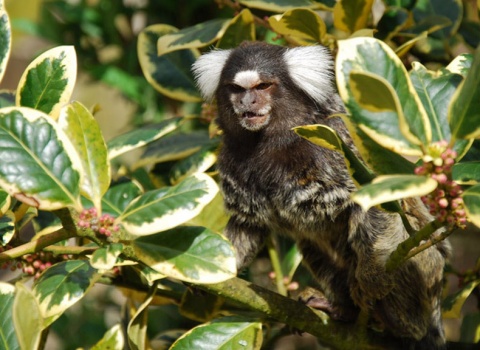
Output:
[193,42,449,349]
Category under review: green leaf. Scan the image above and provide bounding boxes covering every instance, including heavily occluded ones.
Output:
[170,141,219,184]
[452,162,480,185]
[58,101,110,212]
[375,7,409,41]
[0,210,14,246]
[293,124,375,185]
[132,226,236,283]
[409,62,463,144]
[352,175,438,211]
[90,243,124,270]
[336,37,430,156]
[217,9,255,49]
[32,260,100,327]
[91,324,125,350]
[127,284,157,350]
[0,1,11,84]
[107,117,183,159]
[117,173,219,235]
[281,244,303,279]
[334,0,374,34]
[0,90,15,108]
[157,19,229,56]
[12,283,43,350]
[460,313,480,343]
[412,0,462,39]
[187,193,229,233]
[349,71,398,113]
[0,107,82,211]
[135,131,211,169]
[0,283,19,350]
[99,181,142,216]
[239,0,326,12]
[449,44,480,140]
[462,184,480,228]
[170,316,262,350]
[180,288,223,322]
[268,8,326,45]
[16,46,77,119]
[138,25,201,102]
[445,53,473,77]
[443,279,480,318]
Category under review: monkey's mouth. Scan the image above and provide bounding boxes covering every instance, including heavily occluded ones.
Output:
[240,111,271,131]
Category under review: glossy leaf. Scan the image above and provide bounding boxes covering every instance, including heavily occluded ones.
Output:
[412,0,462,39]
[462,184,480,228]
[108,117,182,160]
[16,46,77,119]
[0,107,82,210]
[0,283,19,350]
[452,162,480,185]
[170,141,218,184]
[449,44,480,140]
[32,260,100,327]
[171,316,262,350]
[90,243,124,270]
[239,0,325,12]
[187,193,229,233]
[0,188,9,213]
[132,226,236,283]
[58,101,110,212]
[12,283,43,350]
[100,181,142,216]
[117,173,219,235]
[293,124,375,185]
[0,210,14,246]
[334,0,374,34]
[0,90,14,108]
[217,9,255,49]
[352,175,438,211]
[127,284,156,350]
[445,53,473,77]
[349,71,398,113]
[336,37,430,156]
[91,324,124,350]
[375,7,409,41]
[268,8,326,45]
[157,19,229,55]
[0,0,11,84]
[138,25,200,102]
[135,131,211,169]
[443,279,480,318]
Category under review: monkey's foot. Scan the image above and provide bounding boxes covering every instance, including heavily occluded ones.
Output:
[298,287,357,322]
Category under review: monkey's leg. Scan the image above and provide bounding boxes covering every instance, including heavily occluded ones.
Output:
[224,216,269,270]
[297,239,359,322]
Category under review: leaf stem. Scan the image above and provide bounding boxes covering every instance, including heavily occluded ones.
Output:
[386,218,446,271]
[266,234,288,296]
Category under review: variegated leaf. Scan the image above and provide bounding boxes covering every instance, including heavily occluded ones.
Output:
[90,243,124,270]
[16,46,77,119]
[0,282,19,350]
[217,9,255,49]
[12,283,43,350]
[334,0,375,34]
[239,0,326,12]
[462,184,480,228]
[0,0,11,84]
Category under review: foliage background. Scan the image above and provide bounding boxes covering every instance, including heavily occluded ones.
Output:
[0,0,479,349]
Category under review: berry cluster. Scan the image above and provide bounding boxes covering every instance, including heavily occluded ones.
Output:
[78,207,119,237]
[415,141,467,228]
[0,245,69,279]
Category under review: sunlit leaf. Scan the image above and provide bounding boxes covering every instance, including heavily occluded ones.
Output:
[449,44,480,140]
[334,0,374,34]
[132,226,236,283]
[117,173,219,235]
[217,9,255,49]
[239,0,326,12]
[13,283,43,350]
[99,181,142,216]
[170,141,219,184]
[90,243,123,270]
[91,324,125,350]
[16,46,77,119]
[452,162,480,185]
[170,316,262,350]
[138,25,201,102]
[268,8,326,45]
[0,107,82,211]
[0,210,14,246]
[462,184,480,228]
[127,284,156,350]
[58,101,110,212]
[445,53,473,77]
[157,19,229,56]
[352,175,438,211]
[32,260,100,327]
[0,1,11,84]
[108,117,183,160]
[443,279,480,318]
[0,283,19,350]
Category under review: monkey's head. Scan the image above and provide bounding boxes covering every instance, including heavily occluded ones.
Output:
[192,42,335,134]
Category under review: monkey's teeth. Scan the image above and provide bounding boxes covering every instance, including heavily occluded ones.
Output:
[243,112,261,118]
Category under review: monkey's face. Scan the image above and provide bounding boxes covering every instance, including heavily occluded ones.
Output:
[227,70,277,131]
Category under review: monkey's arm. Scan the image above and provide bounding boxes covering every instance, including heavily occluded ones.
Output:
[224,216,269,270]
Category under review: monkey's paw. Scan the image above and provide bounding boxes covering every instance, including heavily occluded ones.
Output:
[298,287,357,322]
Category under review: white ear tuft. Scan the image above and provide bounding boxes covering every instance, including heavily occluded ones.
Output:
[192,49,232,101]
[283,46,334,105]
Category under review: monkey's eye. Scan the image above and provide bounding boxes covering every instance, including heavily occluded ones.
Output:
[255,82,273,90]
[229,84,245,93]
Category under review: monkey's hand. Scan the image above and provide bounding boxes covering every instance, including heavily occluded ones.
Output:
[298,287,358,322]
